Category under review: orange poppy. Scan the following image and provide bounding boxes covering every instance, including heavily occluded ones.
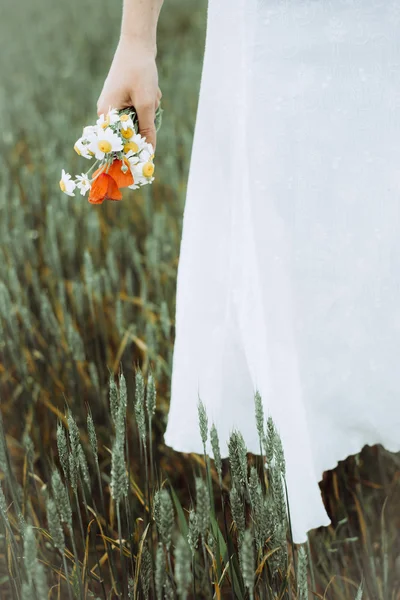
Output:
[88,159,134,204]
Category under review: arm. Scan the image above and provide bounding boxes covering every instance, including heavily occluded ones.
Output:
[97,0,164,151]
[120,0,164,54]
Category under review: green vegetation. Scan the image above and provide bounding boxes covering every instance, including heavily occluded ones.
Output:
[0,0,399,597]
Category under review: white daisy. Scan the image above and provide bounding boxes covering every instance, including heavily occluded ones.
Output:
[96,114,109,129]
[128,158,155,189]
[124,133,148,157]
[127,154,140,167]
[127,159,146,190]
[82,125,96,137]
[134,134,154,154]
[119,113,134,131]
[143,141,155,156]
[75,173,91,196]
[59,169,76,196]
[120,125,136,141]
[138,140,155,163]
[108,107,120,123]
[74,136,92,159]
[88,126,123,160]
[139,148,152,163]
[141,160,155,179]
[96,107,120,129]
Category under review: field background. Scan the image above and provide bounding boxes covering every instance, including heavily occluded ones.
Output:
[1,0,400,598]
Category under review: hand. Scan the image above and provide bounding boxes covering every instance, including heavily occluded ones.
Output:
[97,35,162,151]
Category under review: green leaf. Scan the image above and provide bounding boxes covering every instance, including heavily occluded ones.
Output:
[169,482,188,537]
[210,512,244,600]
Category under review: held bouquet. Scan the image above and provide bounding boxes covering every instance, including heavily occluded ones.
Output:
[59,105,163,204]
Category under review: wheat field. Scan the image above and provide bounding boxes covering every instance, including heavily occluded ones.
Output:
[0,0,399,598]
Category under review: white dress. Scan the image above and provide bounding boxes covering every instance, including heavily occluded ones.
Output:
[164,0,400,544]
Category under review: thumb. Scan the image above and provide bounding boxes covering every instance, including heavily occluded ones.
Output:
[136,102,157,151]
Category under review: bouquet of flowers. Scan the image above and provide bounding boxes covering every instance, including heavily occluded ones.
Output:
[59,105,163,204]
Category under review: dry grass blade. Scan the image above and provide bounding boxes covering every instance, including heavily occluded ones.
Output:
[254,542,277,578]
[86,505,117,592]
[129,472,147,509]
[350,490,368,549]
[218,559,233,591]
[323,574,338,599]
[99,534,132,557]
[39,396,69,426]
[205,539,221,597]
[82,518,95,587]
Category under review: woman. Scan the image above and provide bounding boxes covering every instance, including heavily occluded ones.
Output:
[98,0,400,544]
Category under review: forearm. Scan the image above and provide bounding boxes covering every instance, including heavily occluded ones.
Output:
[120,0,164,55]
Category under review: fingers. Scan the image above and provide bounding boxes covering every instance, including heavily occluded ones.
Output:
[97,94,125,117]
[97,95,115,117]
[97,86,161,151]
[97,83,113,116]
[97,82,129,116]
[136,101,157,151]
[97,100,109,117]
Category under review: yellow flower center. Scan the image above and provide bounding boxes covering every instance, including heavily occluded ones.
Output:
[121,127,134,139]
[98,140,112,153]
[124,141,139,153]
[74,143,81,156]
[143,162,155,178]
[120,114,130,122]
[59,180,66,192]
[101,117,110,129]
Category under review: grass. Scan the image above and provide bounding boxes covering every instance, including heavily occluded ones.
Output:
[0,0,400,597]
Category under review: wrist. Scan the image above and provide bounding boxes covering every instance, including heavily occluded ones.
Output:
[119,32,157,58]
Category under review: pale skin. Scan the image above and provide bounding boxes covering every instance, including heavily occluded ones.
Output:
[97,0,164,151]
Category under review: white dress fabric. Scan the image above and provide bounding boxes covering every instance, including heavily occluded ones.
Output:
[164,0,400,544]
